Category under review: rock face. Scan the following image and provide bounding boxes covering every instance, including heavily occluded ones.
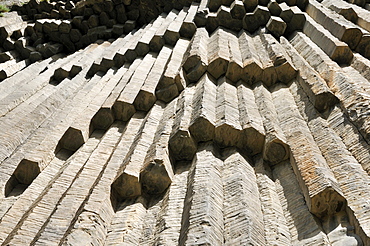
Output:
[1,0,370,245]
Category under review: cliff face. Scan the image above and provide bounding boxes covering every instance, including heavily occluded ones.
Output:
[0,0,370,245]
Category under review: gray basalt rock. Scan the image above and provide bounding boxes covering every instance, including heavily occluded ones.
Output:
[1,0,370,245]
[266,16,287,38]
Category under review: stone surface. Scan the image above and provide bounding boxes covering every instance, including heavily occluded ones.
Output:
[0,0,370,245]
[266,16,287,37]
[182,27,208,83]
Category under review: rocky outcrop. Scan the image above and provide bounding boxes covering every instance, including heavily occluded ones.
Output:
[1,0,370,245]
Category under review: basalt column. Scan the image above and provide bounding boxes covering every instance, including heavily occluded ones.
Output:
[0,0,370,245]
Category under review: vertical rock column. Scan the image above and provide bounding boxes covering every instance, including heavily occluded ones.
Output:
[260,33,297,84]
[134,46,173,112]
[238,30,263,84]
[169,86,197,161]
[223,149,265,245]
[289,81,370,245]
[255,156,291,245]
[189,73,217,143]
[140,99,178,195]
[215,77,242,148]
[207,27,230,80]
[111,103,164,200]
[179,143,224,246]
[254,82,289,165]
[156,38,190,102]
[149,162,191,245]
[236,81,265,155]
[64,112,148,245]
[182,27,209,83]
[273,160,331,245]
[272,84,345,219]
[114,52,157,122]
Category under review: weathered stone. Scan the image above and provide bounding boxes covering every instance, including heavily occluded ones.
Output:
[164,7,189,46]
[214,77,242,148]
[217,5,242,31]
[254,82,289,164]
[272,84,344,218]
[29,51,42,62]
[180,143,224,246]
[281,36,339,112]
[273,159,332,245]
[243,0,258,12]
[182,27,208,82]
[279,3,293,23]
[289,80,370,244]
[303,14,353,65]
[115,53,157,121]
[156,38,190,102]
[33,123,123,245]
[1,1,370,245]
[327,105,370,175]
[205,12,219,33]
[0,21,27,41]
[238,31,263,84]
[85,50,133,128]
[123,20,136,33]
[285,6,306,35]
[351,53,370,81]
[306,0,362,50]
[150,10,179,52]
[255,156,291,245]
[111,24,124,37]
[179,3,198,38]
[230,0,245,19]
[57,72,112,151]
[67,112,145,244]
[223,150,265,245]
[252,33,278,87]
[356,33,370,59]
[169,86,197,161]
[194,1,208,27]
[90,67,129,130]
[225,30,243,82]
[59,20,71,34]
[243,6,271,33]
[135,13,166,56]
[134,46,172,112]
[349,2,370,33]
[112,103,163,199]
[0,52,12,63]
[321,0,358,23]
[207,27,230,79]
[112,26,149,66]
[266,16,287,38]
[260,33,298,83]
[236,81,265,155]
[2,38,15,51]
[189,73,217,142]
[268,0,282,16]
[140,100,176,195]
[1,132,103,246]
[289,31,337,83]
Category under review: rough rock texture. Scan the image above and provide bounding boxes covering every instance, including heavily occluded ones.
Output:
[1,0,370,245]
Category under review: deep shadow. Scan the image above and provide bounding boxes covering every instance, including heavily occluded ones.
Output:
[270,159,324,242]
[5,159,40,197]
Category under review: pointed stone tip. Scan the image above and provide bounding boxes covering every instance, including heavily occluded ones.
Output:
[311,188,346,219]
[169,130,197,161]
[111,173,142,200]
[58,127,85,152]
[140,160,172,195]
[263,139,289,165]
